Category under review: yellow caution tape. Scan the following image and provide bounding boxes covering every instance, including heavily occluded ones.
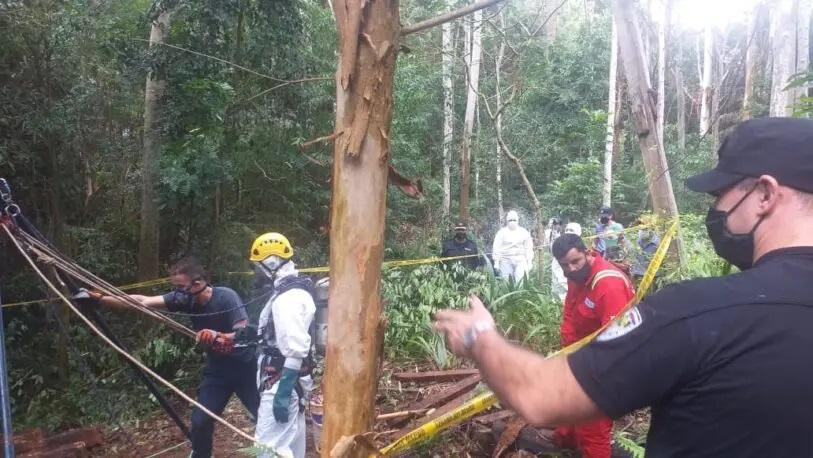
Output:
[4,221,661,308]
[377,218,679,456]
[379,392,498,456]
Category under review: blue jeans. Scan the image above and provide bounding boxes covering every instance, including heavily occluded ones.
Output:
[190,359,259,458]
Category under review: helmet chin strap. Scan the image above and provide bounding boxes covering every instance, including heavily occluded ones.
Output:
[259,258,290,285]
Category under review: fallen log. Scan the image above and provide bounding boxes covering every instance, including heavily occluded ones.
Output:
[391,369,480,383]
[389,374,481,427]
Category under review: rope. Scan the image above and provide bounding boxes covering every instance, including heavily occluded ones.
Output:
[144,440,189,458]
[1,223,276,456]
[4,221,661,308]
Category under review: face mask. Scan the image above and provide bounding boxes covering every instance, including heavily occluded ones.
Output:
[172,281,205,308]
[507,220,519,230]
[600,216,610,224]
[705,184,765,271]
[565,261,592,284]
[257,256,289,285]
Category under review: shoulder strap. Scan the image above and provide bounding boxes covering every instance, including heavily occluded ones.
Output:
[275,276,314,297]
[590,269,630,290]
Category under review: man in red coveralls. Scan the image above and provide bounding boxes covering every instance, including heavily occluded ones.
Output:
[550,233,635,458]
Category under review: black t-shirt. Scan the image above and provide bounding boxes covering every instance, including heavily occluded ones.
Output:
[441,237,482,269]
[163,286,253,366]
[568,247,813,457]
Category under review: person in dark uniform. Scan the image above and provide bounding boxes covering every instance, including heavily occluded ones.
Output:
[433,117,813,457]
[92,257,259,458]
[440,222,482,270]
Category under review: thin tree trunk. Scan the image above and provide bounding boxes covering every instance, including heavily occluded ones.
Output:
[612,0,684,264]
[603,20,619,208]
[674,65,686,154]
[796,0,811,103]
[770,0,797,116]
[441,0,455,218]
[742,4,760,120]
[656,0,669,147]
[323,0,399,455]
[495,11,506,222]
[700,24,713,134]
[138,7,171,281]
[459,8,482,224]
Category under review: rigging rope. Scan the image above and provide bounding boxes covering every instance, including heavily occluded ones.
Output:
[2,223,274,455]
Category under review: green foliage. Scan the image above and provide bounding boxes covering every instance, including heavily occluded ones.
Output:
[614,431,646,458]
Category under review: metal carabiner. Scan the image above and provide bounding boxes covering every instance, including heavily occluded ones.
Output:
[4,204,20,218]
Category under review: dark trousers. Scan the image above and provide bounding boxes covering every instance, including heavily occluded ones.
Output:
[190,359,259,458]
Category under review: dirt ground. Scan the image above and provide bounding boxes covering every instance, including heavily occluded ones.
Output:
[92,363,649,457]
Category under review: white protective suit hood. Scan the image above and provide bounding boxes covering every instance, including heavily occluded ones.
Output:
[564,222,582,236]
[506,210,520,230]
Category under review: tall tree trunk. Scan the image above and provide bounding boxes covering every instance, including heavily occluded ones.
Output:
[323,0,399,456]
[699,24,714,134]
[770,0,797,116]
[656,0,669,147]
[441,0,455,219]
[138,7,171,281]
[674,65,686,154]
[459,8,482,224]
[797,0,812,101]
[612,0,684,264]
[603,20,619,208]
[495,11,506,223]
[742,3,761,120]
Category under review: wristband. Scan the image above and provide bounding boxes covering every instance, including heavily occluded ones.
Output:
[463,320,495,350]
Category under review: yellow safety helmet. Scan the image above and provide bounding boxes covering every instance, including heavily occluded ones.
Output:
[249,232,293,262]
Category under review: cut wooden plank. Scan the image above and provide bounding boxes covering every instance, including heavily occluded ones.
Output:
[391,369,479,383]
[473,410,515,425]
[44,427,103,449]
[491,421,557,455]
[389,374,481,427]
[391,387,474,438]
[1,428,46,454]
[493,416,527,457]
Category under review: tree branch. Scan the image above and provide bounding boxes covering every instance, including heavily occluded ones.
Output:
[401,0,505,36]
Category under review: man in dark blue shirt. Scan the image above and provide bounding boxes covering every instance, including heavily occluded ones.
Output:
[434,118,813,457]
[95,257,259,458]
[440,222,483,270]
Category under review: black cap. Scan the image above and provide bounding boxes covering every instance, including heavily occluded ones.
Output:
[454,222,467,231]
[600,207,613,216]
[686,117,813,194]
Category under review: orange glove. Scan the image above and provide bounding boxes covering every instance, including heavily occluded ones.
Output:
[212,334,235,354]
[195,329,218,347]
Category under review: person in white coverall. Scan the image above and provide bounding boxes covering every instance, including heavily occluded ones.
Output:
[492,210,534,281]
[544,218,567,302]
[249,232,315,458]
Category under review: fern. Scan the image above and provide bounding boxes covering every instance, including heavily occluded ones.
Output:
[614,432,646,458]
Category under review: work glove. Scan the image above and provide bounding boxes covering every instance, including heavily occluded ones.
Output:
[195,329,218,347]
[211,333,234,354]
[272,368,299,423]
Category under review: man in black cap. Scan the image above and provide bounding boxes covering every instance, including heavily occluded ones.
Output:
[440,222,483,271]
[432,118,813,457]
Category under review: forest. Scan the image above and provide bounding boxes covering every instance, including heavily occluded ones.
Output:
[1,0,812,456]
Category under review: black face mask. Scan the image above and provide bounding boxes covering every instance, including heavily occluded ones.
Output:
[564,261,592,284]
[600,216,610,224]
[705,184,765,271]
[172,282,207,308]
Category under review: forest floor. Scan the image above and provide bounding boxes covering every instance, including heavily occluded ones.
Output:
[92,362,648,457]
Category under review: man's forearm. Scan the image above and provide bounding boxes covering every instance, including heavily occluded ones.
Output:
[471,331,599,427]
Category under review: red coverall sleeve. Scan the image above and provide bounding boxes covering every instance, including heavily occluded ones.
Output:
[595,278,632,325]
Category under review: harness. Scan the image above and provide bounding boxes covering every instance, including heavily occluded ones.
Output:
[258,276,315,407]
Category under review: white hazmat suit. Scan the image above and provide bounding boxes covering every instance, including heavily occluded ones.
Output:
[492,210,534,281]
[255,261,315,458]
